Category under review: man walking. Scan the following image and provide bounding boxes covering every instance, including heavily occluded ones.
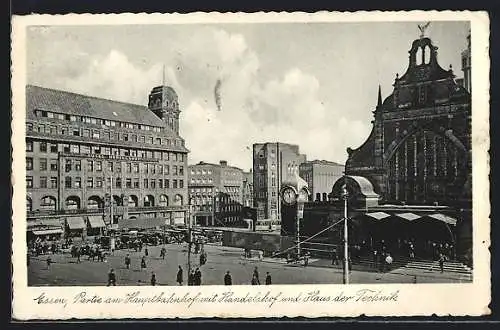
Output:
[141,256,147,271]
[253,267,260,284]
[176,266,183,285]
[224,271,232,285]
[107,268,116,286]
[194,268,202,286]
[265,272,272,285]
[150,272,157,286]
[438,253,446,273]
[124,254,131,269]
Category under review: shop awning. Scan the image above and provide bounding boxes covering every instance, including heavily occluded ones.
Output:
[427,213,457,226]
[66,217,86,230]
[32,228,63,236]
[87,215,106,228]
[365,212,391,220]
[395,212,422,221]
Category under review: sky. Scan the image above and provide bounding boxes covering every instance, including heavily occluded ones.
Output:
[26,21,470,171]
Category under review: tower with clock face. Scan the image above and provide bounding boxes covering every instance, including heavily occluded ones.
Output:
[148,85,181,134]
[280,171,310,238]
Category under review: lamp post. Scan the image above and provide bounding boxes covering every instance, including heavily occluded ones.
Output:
[341,179,349,285]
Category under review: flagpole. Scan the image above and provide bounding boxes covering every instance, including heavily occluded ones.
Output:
[342,176,349,285]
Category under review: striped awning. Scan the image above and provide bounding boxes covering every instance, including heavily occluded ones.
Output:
[395,213,422,221]
[365,212,391,220]
[427,213,457,226]
[32,228,63,236]
[66,217,86,230]
[87,215,106,228]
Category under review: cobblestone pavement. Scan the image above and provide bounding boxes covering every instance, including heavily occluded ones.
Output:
[28,244,465,286]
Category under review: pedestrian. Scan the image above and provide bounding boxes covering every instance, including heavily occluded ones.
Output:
[372,250,378,269]
[125,254,131,269]
[385,253,393,272]
[150,272,157,286]
[160,247,166,260]
[253,267,260,284]
[141,256,147,271]
[145,247,149,257]
[438,253,446,273]
[224,271,232,285]
[107,268,116,286]
[265,272,272,285]
[188,269,195,286]
[303,252,310,267]
[46,256,52,270]
[251,274,259,285]
[76,248,81,263]
[194,268,202,286]
[331,249,339,266]
[176,266,183,285]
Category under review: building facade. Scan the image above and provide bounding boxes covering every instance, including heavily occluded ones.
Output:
[26,84,190,234]
[253,142,307,221]
[188,160,244,227]
[295,32,473,262]
[299,160,344,202]
[242,170,253,208]
[345,35,471,207]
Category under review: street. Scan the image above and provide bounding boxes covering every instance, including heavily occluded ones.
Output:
[28,243,466,286]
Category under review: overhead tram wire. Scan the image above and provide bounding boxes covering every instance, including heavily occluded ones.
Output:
[271,216,346,258]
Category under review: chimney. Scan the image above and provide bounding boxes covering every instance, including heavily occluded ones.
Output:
[220,160,227,167]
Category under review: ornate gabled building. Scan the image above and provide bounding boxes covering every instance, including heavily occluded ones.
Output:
[346,35,471,207]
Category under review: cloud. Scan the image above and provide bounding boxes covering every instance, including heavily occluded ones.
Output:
[28,27,372,170]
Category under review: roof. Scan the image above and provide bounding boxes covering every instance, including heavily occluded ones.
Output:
[26,85,168,129]
[189,161,243,171]
[301,160,345,167]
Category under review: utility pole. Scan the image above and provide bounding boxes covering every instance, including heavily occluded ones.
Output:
[187,199,193,274]
[342,177,349,285]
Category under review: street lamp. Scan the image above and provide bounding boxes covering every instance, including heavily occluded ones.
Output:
[341,178,350,285]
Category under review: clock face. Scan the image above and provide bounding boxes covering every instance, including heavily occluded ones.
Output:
[282,187,297,205]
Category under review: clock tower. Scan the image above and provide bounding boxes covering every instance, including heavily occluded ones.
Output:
[147,85,181,134]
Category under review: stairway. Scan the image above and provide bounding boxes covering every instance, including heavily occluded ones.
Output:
[354,256,472,276]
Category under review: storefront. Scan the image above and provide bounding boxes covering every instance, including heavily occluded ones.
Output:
[65,217,86,238]
[87,215,106,236]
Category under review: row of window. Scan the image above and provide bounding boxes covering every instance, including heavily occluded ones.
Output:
[190,187,215,193]
[27,121,184,147]
[26,176,184,190]
[190,169,213,175]
[190,178,214,184]
[33,110,163,132]
[27,157,185,176]
[26,140,186,162]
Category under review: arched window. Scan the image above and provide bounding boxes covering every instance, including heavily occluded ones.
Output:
[174,194,183,206]
[416,47,423,65]
[387,130,468,204]
[128,195,138,208]
[144,195,155,207]
[87,195,103,209]
[26,197,32,212]
[315,193,321,202]
[65,196,80,210]
[40,196,56,211]
[159,194,169,207]
[424,45,431,64]
[322,193,328,201]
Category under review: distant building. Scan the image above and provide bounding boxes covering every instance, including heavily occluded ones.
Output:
[188,160,244,227]
[242,170,253,208]
[299,160,344,202]
[25,84,190,237]
[253,142,306,221]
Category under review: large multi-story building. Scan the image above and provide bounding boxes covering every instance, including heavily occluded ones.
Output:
[299,160,344,202]
[298,31,472,263]
[253,142,306,221]
[25,84,190,236]
[188,160,244,227]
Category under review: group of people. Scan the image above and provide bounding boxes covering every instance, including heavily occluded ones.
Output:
[175,266,202,286]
